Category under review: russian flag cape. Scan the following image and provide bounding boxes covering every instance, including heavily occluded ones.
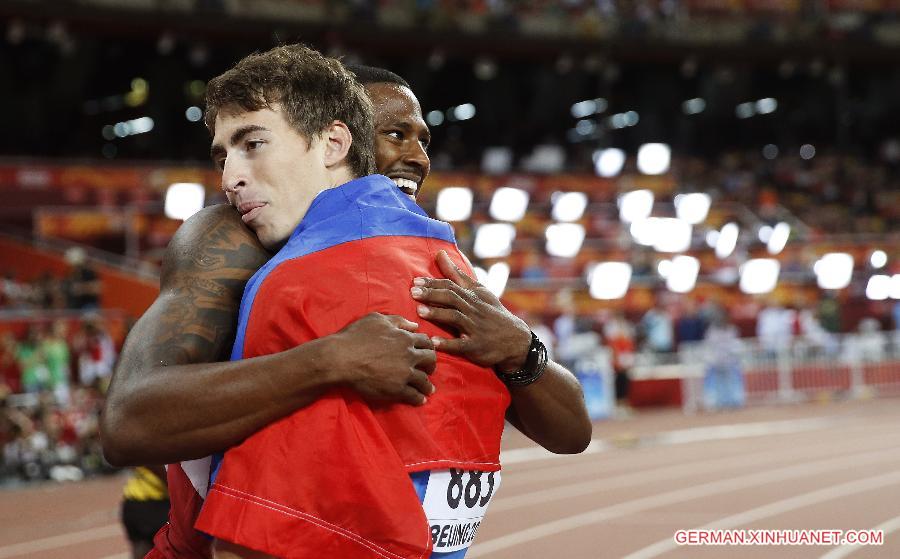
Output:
[194,175,510,558]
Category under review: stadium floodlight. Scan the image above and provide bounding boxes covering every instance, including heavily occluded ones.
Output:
[629,218,658,246]
[453,103,476,121]
[890,274,900,300]
[593,148,626,178]
[756,98,778,115]
[653,218,692,253]
[481,147,513,175]
[489,187,529,222]
[589,262,632,300]
[618,189,654,223]
[682,98,706,115]
[472,266,488,286]
[870,250,887,269]
[435,187,473,222]
[739,258,780,294]
[473,223,516,259]
[485,262,510,297]
[767,222,791,255]
[551,192,588,222]
[736,102,755,119]
[814,252,854,290]
[715,223,739,259]
[657,259,672,278]
[705,229,719,248]
[571,97,608,119]
[674,193,711,224]
[666,255,700,293]
[545,223,585,258]
[164,182,205,220]
[636,143,671,175]
[758,225,773,243]
[865,275,890,301]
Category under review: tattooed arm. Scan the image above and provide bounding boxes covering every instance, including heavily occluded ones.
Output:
[102,205,436,466]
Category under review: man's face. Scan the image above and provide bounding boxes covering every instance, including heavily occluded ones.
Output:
[211,104,328,250]
[366,83,431,200]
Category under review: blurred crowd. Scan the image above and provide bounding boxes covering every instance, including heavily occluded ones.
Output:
[1,248,101,312]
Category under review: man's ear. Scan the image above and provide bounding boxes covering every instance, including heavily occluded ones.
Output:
[322,120,353,169]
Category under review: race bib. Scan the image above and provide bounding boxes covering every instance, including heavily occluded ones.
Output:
[422,469,501,553]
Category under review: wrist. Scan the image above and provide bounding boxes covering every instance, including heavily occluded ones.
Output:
[292,336,346,390]
[494,331,549,388]
[495,323,533,374]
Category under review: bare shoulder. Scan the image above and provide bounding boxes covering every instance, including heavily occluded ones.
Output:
[161,204,270,291]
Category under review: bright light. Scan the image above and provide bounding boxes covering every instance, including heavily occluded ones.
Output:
[426,110,444,126]
[551,192,588,222]
[435,187,473,222]
[489,187,530,222]
[736,102,755,119]
[571,98,607,118]
[758,225,773,243]
[594,148,626,177]
[682,98,706,115]
[164,183,205,220]
[652,218,692,253]
[870,250,887,269]
[473,266,488,285]
[658,259,672,278]
[763,144,779,159]
[185,106,203,122]
[453,103,476,121]
[767,222,790,254]
[674,193,711,224]
[485,263,510,297]
[706,229,720,248]
[618,189,654,223]
[636,143,671,175]
[629,219,657,246]
[800,144,816,160]
[481,147,512,175]
[545,223,585,258]
[891,275,900,299]
[715,223,739,259]
[473,223,516,259]
[756,98,778,114]
[128,116,154,134]
[813,252,854,290]
[623,111,640,127]
[739,258,780,294]
[666,255,700,293]
[866,275,890,300]
[589,262,632,300]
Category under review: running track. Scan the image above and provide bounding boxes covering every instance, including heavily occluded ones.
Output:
[1,398,898,558]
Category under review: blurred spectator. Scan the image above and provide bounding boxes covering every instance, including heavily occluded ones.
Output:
[75,318,116,391]
[64,248,101,310]
[15,326,50,394]
[1,272,32,309]
[640,307,673,353]
[757,302,793,357]
[702,313,745,411]
[41,321,71,405]
[603,312,635,414]
[0,333,20,393]
[675,298,706,348]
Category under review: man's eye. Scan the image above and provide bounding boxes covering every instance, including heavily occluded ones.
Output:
[216,158,226,170]
[386,131,402,140]
[248,140,264,150]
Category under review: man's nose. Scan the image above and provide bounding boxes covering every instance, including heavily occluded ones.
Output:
[402,142,430,172]
[221,158,248,193]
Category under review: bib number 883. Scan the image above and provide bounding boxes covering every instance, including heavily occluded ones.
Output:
[446,469,496,509]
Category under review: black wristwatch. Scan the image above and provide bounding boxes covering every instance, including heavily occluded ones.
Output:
[495,331,548,387]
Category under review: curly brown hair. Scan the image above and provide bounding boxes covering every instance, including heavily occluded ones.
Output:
[204,44,375,178]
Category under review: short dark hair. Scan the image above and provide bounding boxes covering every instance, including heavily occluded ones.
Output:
[205,44,375,177]
[345,64,411,89]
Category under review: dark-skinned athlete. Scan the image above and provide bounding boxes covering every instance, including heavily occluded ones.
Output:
[101,62,590,559]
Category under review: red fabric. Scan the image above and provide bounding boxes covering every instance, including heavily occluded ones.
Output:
[196,237,510,559]
[151,464,212,558]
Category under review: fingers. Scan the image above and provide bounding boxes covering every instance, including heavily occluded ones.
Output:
[417,305,474,331]
[430,336,466,356]
[399,386,428,406]
[411,333,435,351]
[411,282,471,311]
[407,370,436,396]
[435,250,478,289]
[413,347,437,374]
[381,313,419,332]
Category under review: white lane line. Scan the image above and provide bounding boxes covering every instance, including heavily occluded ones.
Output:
[0,524,121,559]
[623,471,900,559]
[500,416,836,466]
[819,514,900,559]
[491,434,879,513]
[467,446,900,557]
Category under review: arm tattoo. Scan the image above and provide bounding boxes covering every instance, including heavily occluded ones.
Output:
[129,205,270,370]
